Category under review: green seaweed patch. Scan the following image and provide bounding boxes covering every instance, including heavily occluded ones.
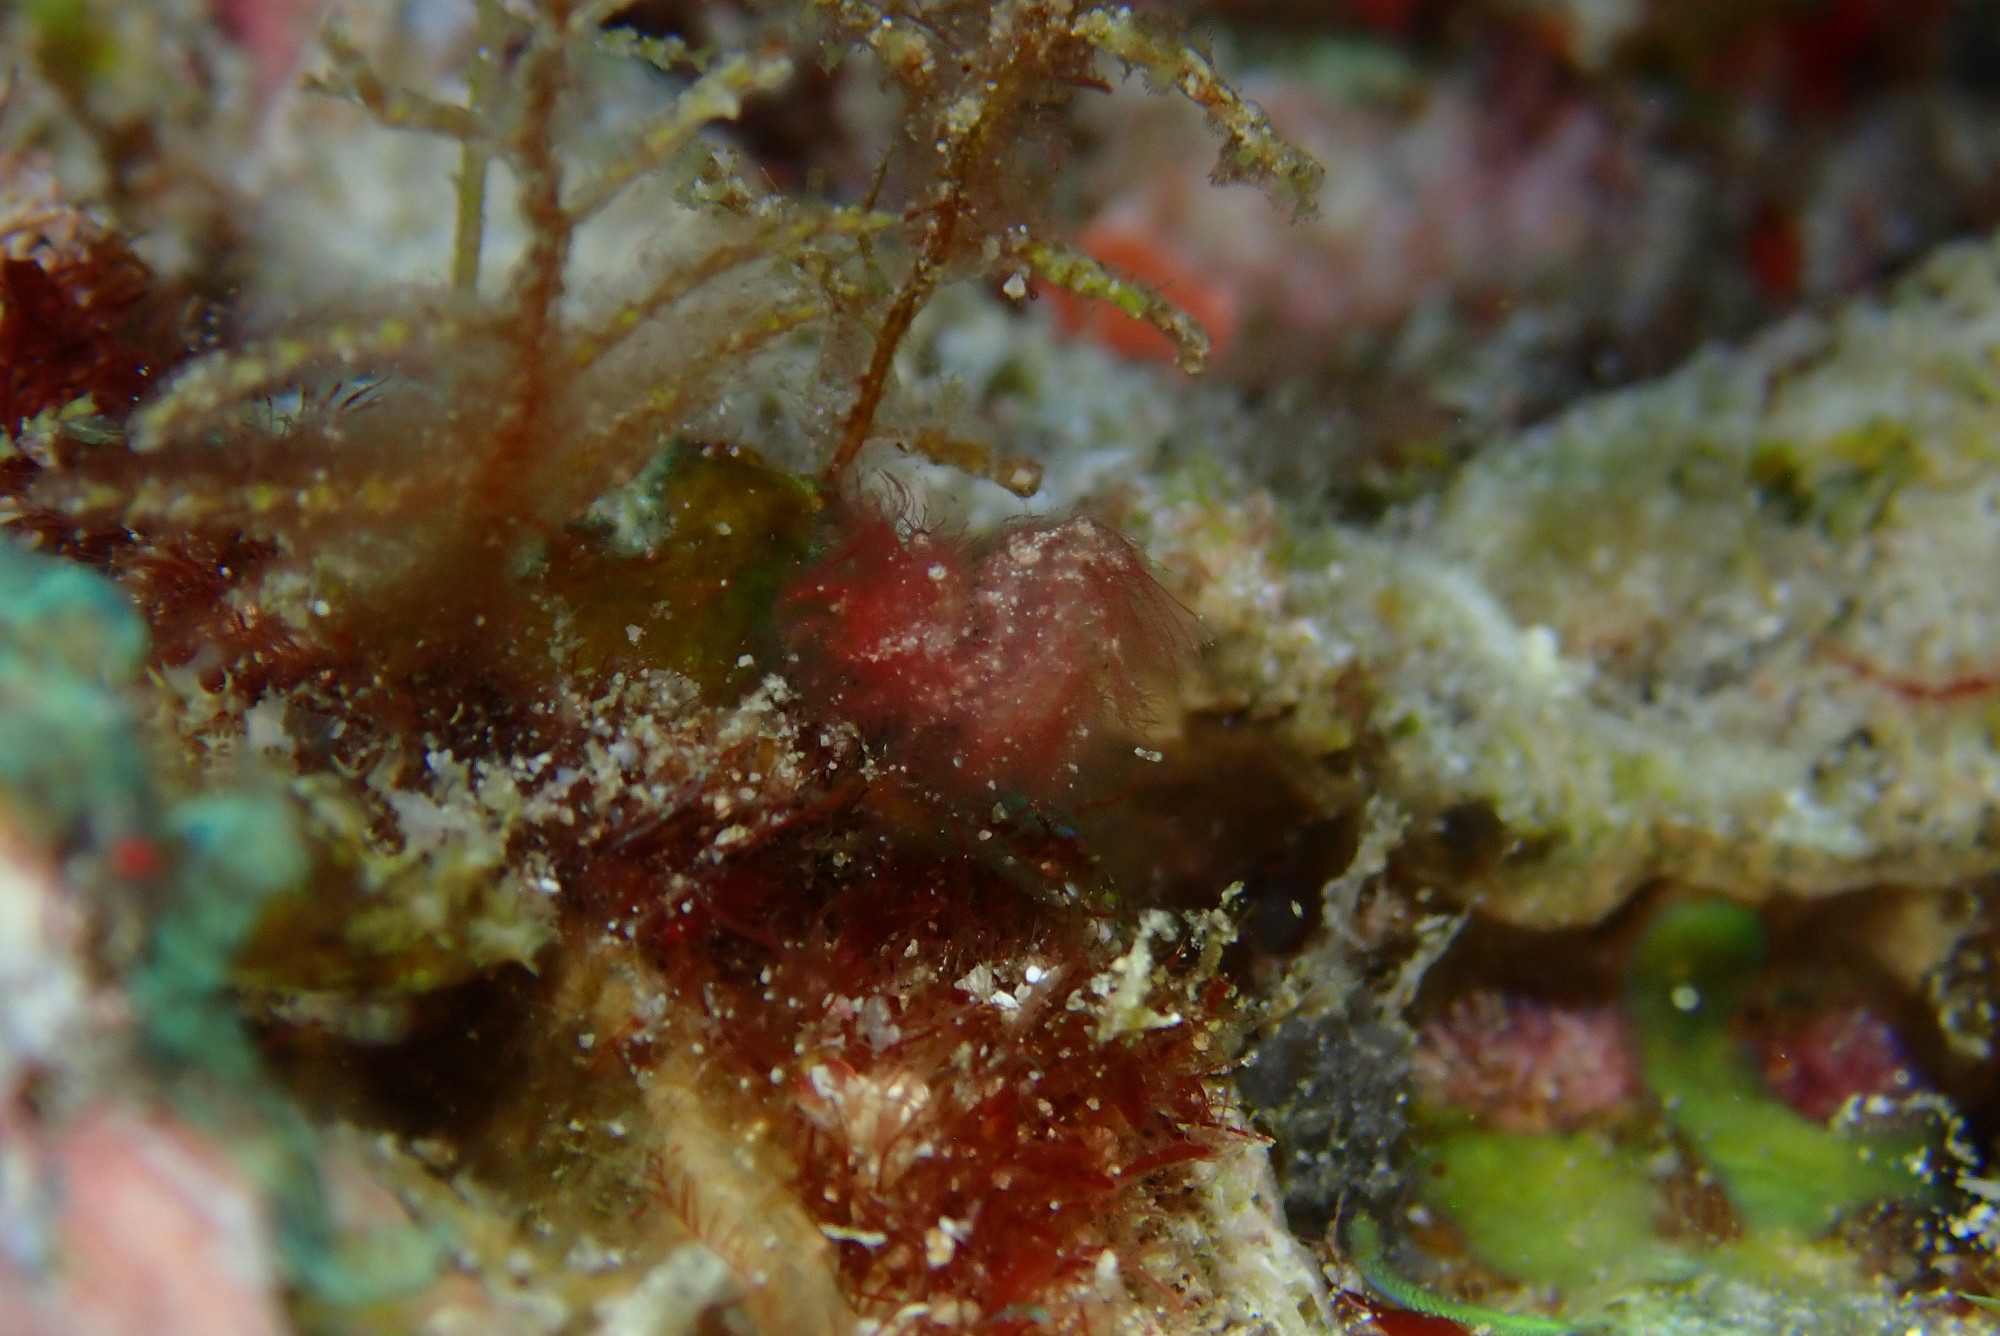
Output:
[546,441,818,696]
[1624,898,1938,1236]
[232,849,544,1002]
[1405,898,1942,1314]
[1419,1125,1684,1295]
[136,793,313,1079]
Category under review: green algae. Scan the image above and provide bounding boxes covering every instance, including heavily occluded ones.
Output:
[1748,420,1924,540]
[553,440,819,695]
[1624,899,1935,1235]
[1399,897,1943,1327]
[1418,1125,1684,1294]
[20,0,114,85]
[232,860,546,1000]
[233,766,555,1005]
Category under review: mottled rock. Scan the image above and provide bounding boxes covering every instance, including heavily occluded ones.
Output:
[1153,233,2000,926]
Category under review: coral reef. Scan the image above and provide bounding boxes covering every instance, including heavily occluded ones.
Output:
[4,0,2000,1334]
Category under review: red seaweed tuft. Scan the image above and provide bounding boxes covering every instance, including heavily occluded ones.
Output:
[1756,1006,1921,1123]
[778,502,1199,798]
[0,161,164,434]
[1412,991,1641,1134]
[628,806,1240,1333]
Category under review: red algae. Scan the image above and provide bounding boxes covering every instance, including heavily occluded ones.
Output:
[627,808,1241,1334]
[1335,1292,1474,1336]
[0,4,1339,1332]
[1412,991,1640,1133]
[0,163,164,435]
[1756,1006,1922,1123]
[777,505,1199,799]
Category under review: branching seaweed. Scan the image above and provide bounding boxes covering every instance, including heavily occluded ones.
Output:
[812,0,1320,480]
[25,0,1318,710]
[119,0,1317,531]
[106,2,827,560]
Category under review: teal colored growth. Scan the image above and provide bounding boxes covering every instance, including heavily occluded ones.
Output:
[0,538,435,1305]
[1624,898,1934,1234]
[0,540,150,844]
[135,791,439,1306]
[133,793,312,1080]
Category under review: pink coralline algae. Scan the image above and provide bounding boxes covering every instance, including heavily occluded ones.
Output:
[1756,1007,1920,1123]
[1412,991,1641,1133]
